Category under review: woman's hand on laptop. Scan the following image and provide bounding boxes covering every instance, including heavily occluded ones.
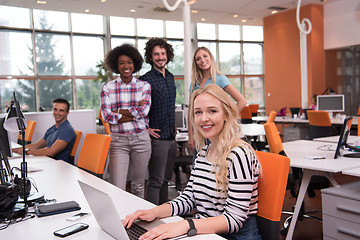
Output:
[123,209,156,228]
[138,221,188,240]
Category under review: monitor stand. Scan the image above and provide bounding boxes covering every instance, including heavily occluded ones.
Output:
[343,153,360,158]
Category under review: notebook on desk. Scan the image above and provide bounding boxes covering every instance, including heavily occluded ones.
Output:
[78,180,165,240]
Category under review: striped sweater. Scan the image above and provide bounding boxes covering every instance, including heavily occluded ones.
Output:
[170,144,259,233]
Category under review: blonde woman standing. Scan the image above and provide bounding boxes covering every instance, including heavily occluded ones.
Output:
[123,85,260,240]
[188,47,247,150]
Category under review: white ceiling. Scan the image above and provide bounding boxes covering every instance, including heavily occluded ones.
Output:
[0,0,340,26]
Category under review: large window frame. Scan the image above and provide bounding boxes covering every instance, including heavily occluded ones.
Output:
[0,5,264,114]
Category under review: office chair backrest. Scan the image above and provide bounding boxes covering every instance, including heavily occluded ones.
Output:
[307,110,331,127]
[266,111,277,124]
[249,104,259,116]
[17,120,36,145]
[358,104,360,116]
[77,133,111,176]
[264,122,284,155]
[68,130,82,165]
[240,106,253,123]
[255,151,290,240]
[98,109,111,135]
[307,110,333,140]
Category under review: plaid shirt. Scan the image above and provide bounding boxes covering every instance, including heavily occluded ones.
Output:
[100,76,151,134]
[139,67,176,140]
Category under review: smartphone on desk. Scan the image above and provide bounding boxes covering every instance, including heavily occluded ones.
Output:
[54,223,89,238]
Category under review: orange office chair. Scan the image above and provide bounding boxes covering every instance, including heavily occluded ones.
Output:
[266,111,277,124]
[77,133,111,177]
[98,109,111,135]
[255,151,290,240]
[249,104,259,117]
[240,106,253,124]
[17,120,36,145]
[307,110,333,140]
[264,121,330,236]
[357,104,360,116]
[68,130,82,165]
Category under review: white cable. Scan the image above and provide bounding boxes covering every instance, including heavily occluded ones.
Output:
[162,0,186,11]
[296,0,312,34]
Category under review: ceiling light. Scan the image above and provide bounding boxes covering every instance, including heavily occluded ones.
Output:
[101,0,107,2]
[191,10,198,14]
[201,18,206,21]
[233,14,238,18]
[241,19,247,23]
[36,0,47,4]
[85,9,90,13]
[271,10,278,14]
[130,9,136,13]
[188,0,197,5]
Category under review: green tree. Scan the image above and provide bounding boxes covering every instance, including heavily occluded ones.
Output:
[17,12,71,111]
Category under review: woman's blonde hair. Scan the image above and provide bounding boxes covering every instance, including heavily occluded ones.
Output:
[190,47,222,92]
[189,84,251,191]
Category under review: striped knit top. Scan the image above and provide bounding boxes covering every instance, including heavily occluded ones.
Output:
[170,143,259,233]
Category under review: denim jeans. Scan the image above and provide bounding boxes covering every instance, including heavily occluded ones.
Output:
[219,215,261,240]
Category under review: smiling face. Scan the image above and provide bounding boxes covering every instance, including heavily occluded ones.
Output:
[53,102,69,126]
[193,92,226,144]
[118,55,134,83]
[151,45,167,71]
[195,49,212,72]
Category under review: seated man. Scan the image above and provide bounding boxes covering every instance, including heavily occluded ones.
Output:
[13,98,76,164]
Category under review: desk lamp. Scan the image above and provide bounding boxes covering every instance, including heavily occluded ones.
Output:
[4,92,30,213]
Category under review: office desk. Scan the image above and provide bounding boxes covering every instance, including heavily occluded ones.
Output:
[4,157,224,240]
[313,135,360,144]
[252,115,359,126]
[282,140,360,240]
[342,167,360,177]
[241,123,265,137]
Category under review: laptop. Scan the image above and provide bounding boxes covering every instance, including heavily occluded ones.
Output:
[78,180,164,240]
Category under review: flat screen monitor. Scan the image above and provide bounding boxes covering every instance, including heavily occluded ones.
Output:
[334,116,360,159]
[175,109,186,131]
[0,117,12,158]
[317,94,345,112]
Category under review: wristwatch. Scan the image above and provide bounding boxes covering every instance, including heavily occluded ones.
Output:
[186,219,197,237]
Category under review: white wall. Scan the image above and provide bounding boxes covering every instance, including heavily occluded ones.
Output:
[324,0,360,49]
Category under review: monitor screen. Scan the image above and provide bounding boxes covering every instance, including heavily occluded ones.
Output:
[0,117,12,158]
[175,109,186,131]
[334,116,352,159]
[317,94,345,112]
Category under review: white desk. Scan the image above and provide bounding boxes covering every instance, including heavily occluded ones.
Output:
[342,167,360,177]
[252,115,359,126]
[241,123,265,137]
[282,140,360,240]
[3,157,224,240]
[313,135,360,144]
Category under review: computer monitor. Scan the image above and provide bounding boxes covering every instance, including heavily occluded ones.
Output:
[0,117,12,158]
[334,116,360,159]
[175,109,186,131]
[317,94,345,112]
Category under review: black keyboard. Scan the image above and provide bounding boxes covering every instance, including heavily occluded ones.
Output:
[126,223,148,240]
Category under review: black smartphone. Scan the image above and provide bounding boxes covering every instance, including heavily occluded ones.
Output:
[54,223,89,238]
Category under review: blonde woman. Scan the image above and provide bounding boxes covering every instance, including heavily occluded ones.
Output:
[188,46,246,150]
[123,85,260,240]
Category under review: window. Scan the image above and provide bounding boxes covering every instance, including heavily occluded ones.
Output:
[73,36,104,76]
[34,9,69,31]
[0,31,34,76]
[0,6,264,113]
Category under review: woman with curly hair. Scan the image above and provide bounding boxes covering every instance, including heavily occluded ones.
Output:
[100,43,151,199]
[123,84,261,240]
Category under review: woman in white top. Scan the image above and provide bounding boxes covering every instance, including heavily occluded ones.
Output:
[123,84,261,240]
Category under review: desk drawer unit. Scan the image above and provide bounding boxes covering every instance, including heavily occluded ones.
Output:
[322,181,360,240]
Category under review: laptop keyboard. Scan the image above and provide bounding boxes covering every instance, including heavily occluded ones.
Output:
[126,223,148,240]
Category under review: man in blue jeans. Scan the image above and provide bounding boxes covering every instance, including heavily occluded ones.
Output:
[139,38,177,205]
